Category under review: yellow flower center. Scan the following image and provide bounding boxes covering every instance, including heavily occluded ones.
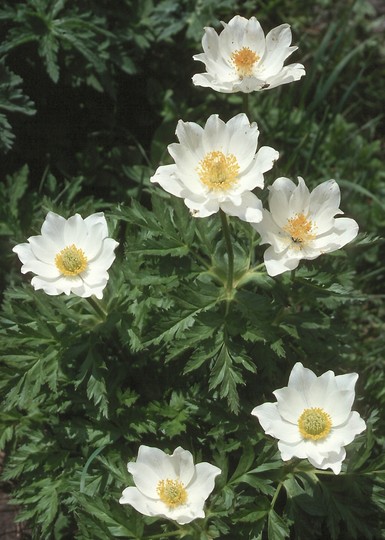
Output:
[157,479,188,508]
[232,47,260,77]
[284,213,315,245]
[55,244,88,276]
[298,407,332,441]
[197,151,240,191]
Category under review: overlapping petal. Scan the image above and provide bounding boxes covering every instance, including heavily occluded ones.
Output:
[253,177,359,276]
[119,445,221,525]
[252,362,366,474]
[192,15,305,94]
[151,113,278,222]
[13,211,118,298]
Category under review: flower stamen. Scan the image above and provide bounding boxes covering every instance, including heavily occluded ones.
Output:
[55,244,87,276]
[284,213,315,245]
[157,479,188,508]
[298,407,332,440]
[197,151,240,190]
[232,47,260,78]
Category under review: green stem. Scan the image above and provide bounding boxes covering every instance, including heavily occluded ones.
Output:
[271,480,284,510]
[219,209,234,294]
[86,296,108,319]
[242,93,250,118]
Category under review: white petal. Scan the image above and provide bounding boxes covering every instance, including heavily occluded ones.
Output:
[274,386,307,423]
[268,177,297,227]
[263,63,305,89]
[135,446,175,479]
[239,146,279,191]
[251,402,280,433]
[288,177,310,216]
[88,238,118,268]
[31,275,81,296]
[84,212,108,237]
[287,362,317,397]
[151,164,190,198]
[40,212,66,245]
[184,196,220,218]
[119,486,163,517]
[309,180,342,233]
[312,217,359,253]
[62,214,87,246]
[278,439,309,460]
[28,235,58,263]
[175,119,204,154]
[226,114,259,170]
[127,462,162,498]
[306,370,336,408]
[258,24,295,77]
[168,146,205,195]
[253,209,288,252]
[186,462,221,502]
[332,411,366,445]
[335,372,358,393]
[263,245,301,276]
[243,16,266,56]
[170,447,196,486]
[202,114,228,154]
[220,192,263,223]
[308,447,346,474]
[20,259,60,279]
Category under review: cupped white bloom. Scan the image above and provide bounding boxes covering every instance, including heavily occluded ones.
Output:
[150,113,279,222]
[13,211,119,299]
[251,362,366,474]
[192,15,305,93]
[119,445,221,525]
[253,177,359,276]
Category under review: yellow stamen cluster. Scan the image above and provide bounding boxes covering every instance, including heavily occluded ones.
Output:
[298,407,332,441]
[284,213,315,245]
[197,151,240,191]
[231,47,260,78]
[157,479,188,508]
[55,244,88,276]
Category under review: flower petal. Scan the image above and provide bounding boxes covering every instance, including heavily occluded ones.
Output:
[186,462,221,502]
[220,191,263,223]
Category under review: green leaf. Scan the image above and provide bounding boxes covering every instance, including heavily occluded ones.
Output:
[268,509,290,540]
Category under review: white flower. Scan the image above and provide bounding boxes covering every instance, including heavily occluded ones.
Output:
[119,445,221,525]
[13,211,118,299]
[150,113,278,222]
[252,362,366,474]
[192,15,305,93]
[253,177,359,276]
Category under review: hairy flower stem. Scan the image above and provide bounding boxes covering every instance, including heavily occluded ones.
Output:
[242,93,250,118]
[86,296,108,319]
[271,480,284,510]
[220,209,234,295]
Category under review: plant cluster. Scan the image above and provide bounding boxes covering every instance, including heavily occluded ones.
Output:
[0,1,384,539]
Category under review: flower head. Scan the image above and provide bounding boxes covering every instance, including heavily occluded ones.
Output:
[13,211,119,298]
[252,362,366,474]
[253,177,359,276]
[150,113,278,222]
[119,445,221,524]
[192,15,305,93]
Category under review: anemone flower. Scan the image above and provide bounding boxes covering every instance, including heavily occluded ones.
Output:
[253,177,359,276]
[119,445,221,524]
[150,113,278,222]
[13,211,118,298]
[252,362,366,474]
[192,15,305,93]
